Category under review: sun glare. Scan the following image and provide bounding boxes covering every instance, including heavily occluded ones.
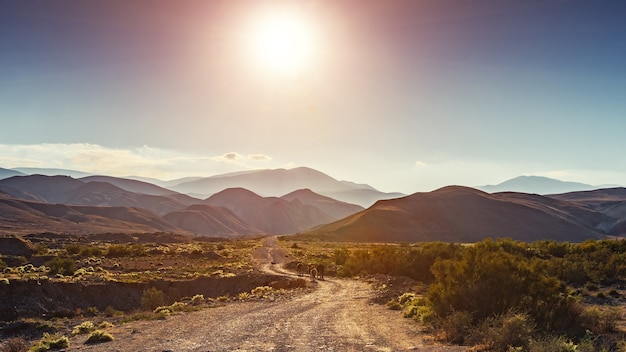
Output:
[249,10,316,77]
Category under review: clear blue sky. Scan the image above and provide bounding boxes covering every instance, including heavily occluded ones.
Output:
[1,0,625,193]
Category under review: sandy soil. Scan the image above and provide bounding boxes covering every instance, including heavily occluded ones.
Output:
[66,237,467,351]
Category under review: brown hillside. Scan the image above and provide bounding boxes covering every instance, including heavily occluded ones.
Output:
[163,204,262,237]
[280,188,364,220]
[205,188,334,234]
[55,181,190,215]
[303,186,606,242]
[0,193,183,235]
[0,175,84,202]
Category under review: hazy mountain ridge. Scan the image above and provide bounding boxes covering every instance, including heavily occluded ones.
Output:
[478,175,601,194]
[12,166,399,207]
[170,167,400,207]
[0,167,25,180]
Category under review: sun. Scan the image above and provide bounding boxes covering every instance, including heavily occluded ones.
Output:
[248,10,316,77]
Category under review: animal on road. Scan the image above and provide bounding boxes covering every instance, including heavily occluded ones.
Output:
[315,264,325,280]
[296,262,305,276]
[309,266,318,281]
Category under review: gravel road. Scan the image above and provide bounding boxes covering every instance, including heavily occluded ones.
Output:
[67,237,467,352]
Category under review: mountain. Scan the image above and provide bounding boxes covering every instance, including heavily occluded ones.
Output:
[205,188,335,234]
[280,189,364,220]
[80,175,200,206]
[80,176,179,196]
[0,168,24,180]
[0,175,85,202]
[0,175,346,236]
[171,167,401,207]
[12,167,93,178]
[0,192,182,235]
[163,204,261,236]
[478,176,597,194]
[300,186,608,243]
[54,181,192,216]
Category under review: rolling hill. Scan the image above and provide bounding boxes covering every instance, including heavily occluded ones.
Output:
[0,175,85,202]
[0,192,182,235]
[163,204,262,236]
[300,186,609,243]
[54,181,191,216]
[280,189,364,219]
[205,188,335,234]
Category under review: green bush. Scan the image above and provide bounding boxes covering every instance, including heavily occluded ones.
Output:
[64,244,82,255]
[44,257,77,276]
[71,321,96,335]
[85,330,114,344]
[29,333,69,352]
[0,257,6,270]
[141,287,165,311]
[79,246,103,257]
[385,299,402,310]
[427,239,579,336]
[105,244,144,258]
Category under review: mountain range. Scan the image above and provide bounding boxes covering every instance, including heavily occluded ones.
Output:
[0,167,400,208]
[477,175,619,194]
[1,166,625,242]
[0,172,365,237]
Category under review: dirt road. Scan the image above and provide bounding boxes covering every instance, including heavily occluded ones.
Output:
[67,237,467,351]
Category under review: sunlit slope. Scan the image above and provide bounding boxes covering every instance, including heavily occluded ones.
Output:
[0,192,182,235]
[302,186,609,242]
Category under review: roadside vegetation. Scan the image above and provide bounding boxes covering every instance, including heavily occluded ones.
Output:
[281,237,626,351]
[0,233,285,351]
[3,233,626,351]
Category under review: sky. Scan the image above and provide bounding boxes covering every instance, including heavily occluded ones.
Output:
[1,0,626,194]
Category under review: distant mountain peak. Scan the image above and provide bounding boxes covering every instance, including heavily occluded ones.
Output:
[478,175,596,195]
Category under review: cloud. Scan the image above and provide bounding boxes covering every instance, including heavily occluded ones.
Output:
[0,143,280,180]
[214,152,244,162]
[414,161,428,167]
[248,154,272,161]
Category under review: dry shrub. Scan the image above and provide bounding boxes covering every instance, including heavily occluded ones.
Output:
[472,311,535,351]
[439,311,473,345]
[141,287,165,311]
[580,307,621,334]
[0,338,29,352]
